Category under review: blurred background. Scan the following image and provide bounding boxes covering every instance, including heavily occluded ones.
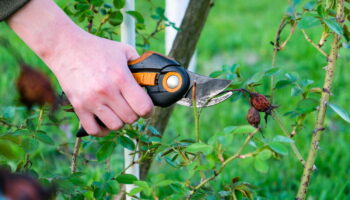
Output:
[0,0,349,199]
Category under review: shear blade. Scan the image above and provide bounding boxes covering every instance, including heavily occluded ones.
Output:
[176,71,232,107]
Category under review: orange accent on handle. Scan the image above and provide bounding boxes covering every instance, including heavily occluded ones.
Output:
[128,51,174,65]
[128,51,156,65]
[162,72,182,93]
[132,72,157,86]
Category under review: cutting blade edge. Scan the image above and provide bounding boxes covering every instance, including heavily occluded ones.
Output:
[176,71,232,107]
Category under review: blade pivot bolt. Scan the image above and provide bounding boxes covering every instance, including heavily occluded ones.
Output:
[167,75,179,89]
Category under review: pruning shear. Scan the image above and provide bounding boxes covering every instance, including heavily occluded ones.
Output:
[72,51,233,137]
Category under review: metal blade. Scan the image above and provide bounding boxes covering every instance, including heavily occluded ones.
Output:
[176,71,232,107]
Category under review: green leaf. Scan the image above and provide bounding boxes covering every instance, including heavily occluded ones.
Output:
[291,87,303,96]
[128,187,143,196]
[97,142,116,161]
[113,0,125,9]
[209,70,225,78]
[109,11,123,26]
[91,0,103,7]
[116,174,138,184]
[256,149,272,160]
[328,103,350,123]
[186,143,213,155]
[269,142,288,156]
[273,135,294,143]
[35,132,54,145]
[296,98,318,114]
[275,79,294,89]
[147,125,161,136]
[324,18,343,36]
[229,125,256,134]
[118,136,135,150]
[245,71,265,86]
[0,140,24,160]
[126,11,144,24]
[264,68,280,76]
[105,180,119,194]
[254,159,269,173]
[298,15,321,29]
[22,138,39,153]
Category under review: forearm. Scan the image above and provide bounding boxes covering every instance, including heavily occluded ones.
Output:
[7,0,83,65]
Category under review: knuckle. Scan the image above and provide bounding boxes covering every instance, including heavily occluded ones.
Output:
[95,84,110,96]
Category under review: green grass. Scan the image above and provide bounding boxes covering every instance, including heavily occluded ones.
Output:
[1,0,350,199]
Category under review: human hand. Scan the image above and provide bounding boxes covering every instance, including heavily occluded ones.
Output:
[8,0,154,136]
[50,34,154,136]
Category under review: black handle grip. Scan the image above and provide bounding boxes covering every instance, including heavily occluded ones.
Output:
[76,52,190,137]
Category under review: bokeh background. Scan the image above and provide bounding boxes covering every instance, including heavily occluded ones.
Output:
[0,0,349,199]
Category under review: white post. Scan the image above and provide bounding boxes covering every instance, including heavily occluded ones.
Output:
[121,1,139,199]
[165,0,196,72]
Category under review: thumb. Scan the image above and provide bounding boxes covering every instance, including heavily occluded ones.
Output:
[123,44,139,61]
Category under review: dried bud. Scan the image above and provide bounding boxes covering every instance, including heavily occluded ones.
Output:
[16,64,57,109]
[249,93,271,112]
[246,107,260,128]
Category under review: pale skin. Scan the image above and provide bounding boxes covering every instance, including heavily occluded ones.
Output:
[7,0,154,136]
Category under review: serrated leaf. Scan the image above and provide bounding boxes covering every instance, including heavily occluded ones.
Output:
[264,68,280,76]
[273,135,294,143]
[254,159,269,173]
[328,103,350,123]
[116,174,138,184]
[113,0,125,9]
[324,18,343,36]
[36,132,54,145]
[147,125,161,136]
[209,70,225,78]
[126,11,144,24]
[256,150,272,160]
[97,142,116,161]
[298,15,321,29]
[245,71,265,86]
[296,98,318,114]
[186,143,213,155]
[275,79,294,89]
[128,187,143,196]
[269,142,288,156]
[230,125,256,134]
[118,136,135,150]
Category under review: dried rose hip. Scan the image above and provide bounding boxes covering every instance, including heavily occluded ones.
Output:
[249,92,272,112]
[246,107,260,128]
[16,64,57,109]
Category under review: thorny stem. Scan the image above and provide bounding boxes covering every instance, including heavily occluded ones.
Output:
[71,136,82,173]
[296,0,344,199]
[301,29,329,57]
[71,123,82,173]
[188,129,259,198]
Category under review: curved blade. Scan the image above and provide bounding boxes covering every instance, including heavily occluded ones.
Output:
[176,71,232,107]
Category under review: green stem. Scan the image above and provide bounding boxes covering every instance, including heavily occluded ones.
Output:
[296,1,344,199]
[188,128,259,197]
[273,111,307,166]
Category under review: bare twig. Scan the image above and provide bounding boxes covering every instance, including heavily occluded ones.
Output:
[296,1,344,199]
